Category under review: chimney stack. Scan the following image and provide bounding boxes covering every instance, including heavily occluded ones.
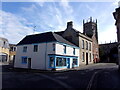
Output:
[67,21,73,29]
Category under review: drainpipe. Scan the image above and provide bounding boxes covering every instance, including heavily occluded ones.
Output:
[45,42,47,70]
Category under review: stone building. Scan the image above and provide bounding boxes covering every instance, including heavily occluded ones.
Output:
[113,5,120,42]
[83,17,99,63]
[113,3,120,70]
[0,37,10,62]
[9,44,17,64]
[99,42,118,63]
[56,21,93,65]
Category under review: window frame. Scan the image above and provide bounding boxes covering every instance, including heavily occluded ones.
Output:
[89,43,91,51]
[23,46,27,52]
[33,45,38,52]
[21,57,27,64]
[82,52,85,62]
[86,41,88,50]
[63,45,66,54]
[73,48,75,55]
[82,40,84,49]
[73,58,78,65]
[49,57,55,68]
[53,43,55,51]
[56,57,67,67]
[89,53,92,62]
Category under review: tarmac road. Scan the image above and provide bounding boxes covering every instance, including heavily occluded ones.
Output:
[1,63,120,89]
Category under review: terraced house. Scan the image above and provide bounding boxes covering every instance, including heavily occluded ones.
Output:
[14,19,99,70]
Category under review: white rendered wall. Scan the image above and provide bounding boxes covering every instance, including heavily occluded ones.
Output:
[14,42,79,70]
[14,42,55,70]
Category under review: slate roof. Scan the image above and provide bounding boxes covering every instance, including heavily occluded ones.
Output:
[17,32,78,47]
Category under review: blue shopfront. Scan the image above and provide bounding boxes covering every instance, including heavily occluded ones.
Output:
[48,54,79,69]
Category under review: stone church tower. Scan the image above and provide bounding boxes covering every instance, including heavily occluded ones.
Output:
[83,17,98,42]
[83,17,99,63]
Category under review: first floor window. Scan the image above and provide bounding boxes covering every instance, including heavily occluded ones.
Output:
[56,57,66,66]
[73,48,75,55]
[49,57,54,67]
[34,45,38,52]
[21,57,27,64]
[82,40,84,49]
[89,43,91,51]
[73,58,77,65]
[23,46,27,52]
[53,43,55,51]
[63,45,66,54]
[86,41,88,50]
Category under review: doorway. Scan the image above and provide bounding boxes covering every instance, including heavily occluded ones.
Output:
[86,53,88,65]
[28,58,31,69]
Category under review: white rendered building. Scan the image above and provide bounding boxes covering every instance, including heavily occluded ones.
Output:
[14,32,79,70]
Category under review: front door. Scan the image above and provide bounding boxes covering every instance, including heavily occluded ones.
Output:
[67,58,70,68]
[86,53,88,65]
[28,58,31,69]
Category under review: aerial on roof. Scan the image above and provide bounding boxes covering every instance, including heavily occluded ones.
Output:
[17,32,77,47]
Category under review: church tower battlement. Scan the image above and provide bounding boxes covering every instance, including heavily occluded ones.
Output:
[83,17,98,43]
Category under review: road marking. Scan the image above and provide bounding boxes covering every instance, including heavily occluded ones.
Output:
[39,73,72,88]
[86,70,102,90]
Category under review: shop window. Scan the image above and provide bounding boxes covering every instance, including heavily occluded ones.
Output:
[73,58,77,65]
[49,57,54,67]
[56,57,66,66]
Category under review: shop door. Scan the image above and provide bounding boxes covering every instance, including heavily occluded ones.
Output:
[67,58,70,68]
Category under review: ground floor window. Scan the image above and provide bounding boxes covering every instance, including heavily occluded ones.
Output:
[56,57,66,67]
[89,53,92,62]
[82,52,85,62]
[49,57,54,67]
[21,57,27,64]
[49,55,78,68]
[73,58,77,65]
